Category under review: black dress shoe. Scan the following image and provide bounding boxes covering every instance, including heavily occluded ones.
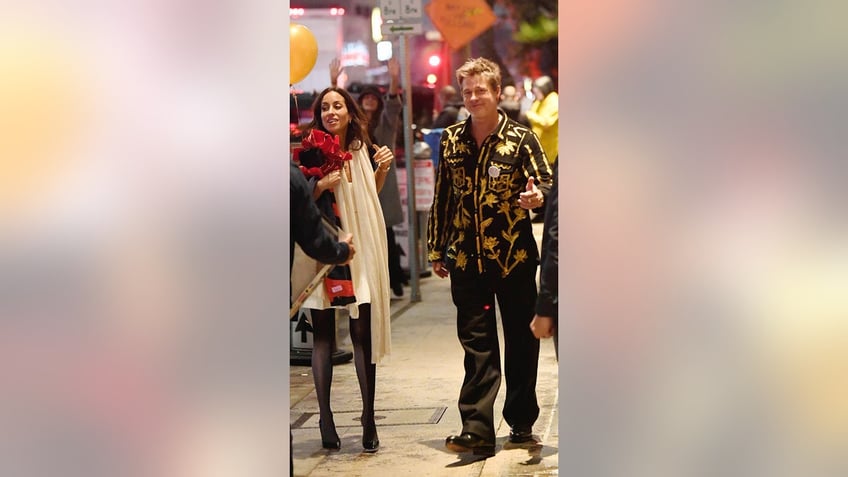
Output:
[445,433,495,456]
[508,425,534,443]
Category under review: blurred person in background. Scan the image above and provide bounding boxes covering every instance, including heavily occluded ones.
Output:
[517,83,533,120]
[432,84,462,129]
[526,75,558,167]
[331,57,407,297]
[498,84,525,126]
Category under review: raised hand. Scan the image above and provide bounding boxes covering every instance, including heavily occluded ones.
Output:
[387,57,400,79]
[329,57,343,87]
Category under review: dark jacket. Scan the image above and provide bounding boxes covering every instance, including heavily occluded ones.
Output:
[289,161,349,266]
[498,99,522,123]
[535,161,558,319]
[371,93,404,227]
[432,103,461,129]
[427,111,552,277]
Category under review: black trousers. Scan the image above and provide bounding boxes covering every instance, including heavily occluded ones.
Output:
[386,227,405,287]
[449,264,540,444]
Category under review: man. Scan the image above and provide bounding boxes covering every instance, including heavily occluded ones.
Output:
[498,84,523,125]
[432,85,461,129]
[290,160,354,475]
[427,57,552,457]
[290,160,355,268]
[531,161,558,359]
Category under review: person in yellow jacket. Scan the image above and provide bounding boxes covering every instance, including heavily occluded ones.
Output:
[526,76,558,165]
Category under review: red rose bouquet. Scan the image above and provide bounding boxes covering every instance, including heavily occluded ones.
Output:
[292,129,353,179]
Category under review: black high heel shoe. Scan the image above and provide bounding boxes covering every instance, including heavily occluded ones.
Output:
[362,417,379,453]
[319,418,340,450]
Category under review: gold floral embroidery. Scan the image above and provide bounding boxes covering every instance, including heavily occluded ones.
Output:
[514,249,528,264]
[444,127,470,156]
[482,236,498,255]
[455,250,468,270]
[481,184,531,276]
[432,119,549,277]
[479,217,493,235]
[495,139,516,156]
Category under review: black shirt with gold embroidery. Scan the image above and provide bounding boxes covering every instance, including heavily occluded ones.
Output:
[427,111,552,277]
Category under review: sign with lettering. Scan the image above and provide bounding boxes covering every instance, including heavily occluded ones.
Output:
[379,0,401,20]
[400,0,422,19]
[424,0,497,50]
[380,0,423,35]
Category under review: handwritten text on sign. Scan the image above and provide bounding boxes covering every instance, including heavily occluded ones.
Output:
[424,0,497,50]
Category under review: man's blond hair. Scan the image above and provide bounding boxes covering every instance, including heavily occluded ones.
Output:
[456,57,501,95]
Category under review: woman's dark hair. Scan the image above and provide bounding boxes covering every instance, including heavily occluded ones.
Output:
[357,86,384,139]
[306,87,372,151]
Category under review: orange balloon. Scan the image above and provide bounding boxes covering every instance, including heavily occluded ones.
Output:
[290,24,318,85]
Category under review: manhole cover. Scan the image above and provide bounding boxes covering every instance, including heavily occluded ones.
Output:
[291,407,446,429]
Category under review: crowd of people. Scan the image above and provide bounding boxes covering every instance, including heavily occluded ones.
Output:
[290,56,558,458]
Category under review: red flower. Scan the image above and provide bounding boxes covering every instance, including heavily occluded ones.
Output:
[293,129,352,179]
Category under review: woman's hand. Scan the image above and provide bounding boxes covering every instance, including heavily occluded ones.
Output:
[373,144,394,172]
[317,169,342,193]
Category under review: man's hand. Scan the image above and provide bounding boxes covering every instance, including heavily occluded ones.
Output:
[530,315,555,339]
[518,176,544,210]
[340,231,355,265]
[432,260,449,278]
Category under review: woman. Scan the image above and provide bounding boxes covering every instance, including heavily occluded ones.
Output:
[298,87,394,453]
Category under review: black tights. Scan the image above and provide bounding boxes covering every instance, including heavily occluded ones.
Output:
[310,305,377,443]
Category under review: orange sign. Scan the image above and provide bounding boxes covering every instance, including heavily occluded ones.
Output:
[424,0,497,50]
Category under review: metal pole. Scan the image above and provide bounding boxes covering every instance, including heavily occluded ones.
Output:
[399,35,420,302]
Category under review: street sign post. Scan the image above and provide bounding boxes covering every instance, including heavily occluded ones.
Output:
[380,0,424,301]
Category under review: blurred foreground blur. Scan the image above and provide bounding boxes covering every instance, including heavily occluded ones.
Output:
[1,2,289,476]
[556,1,847,475]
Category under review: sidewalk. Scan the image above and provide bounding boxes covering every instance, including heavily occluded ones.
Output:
[290,245,559,476]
